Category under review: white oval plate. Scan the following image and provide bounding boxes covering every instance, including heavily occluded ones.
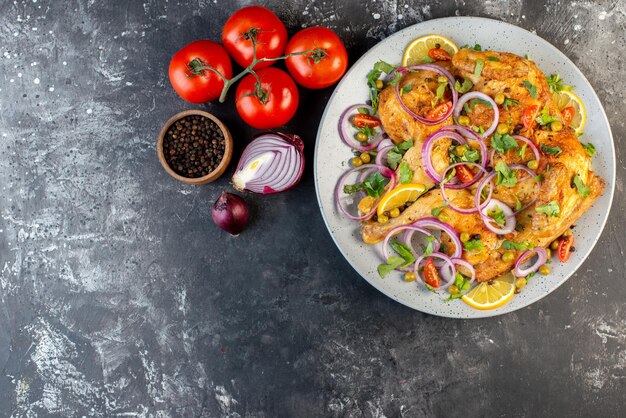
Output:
[314,17,616,318]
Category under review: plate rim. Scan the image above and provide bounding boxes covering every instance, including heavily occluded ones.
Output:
[313,16,616,318]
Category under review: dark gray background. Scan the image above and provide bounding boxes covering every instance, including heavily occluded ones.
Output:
[0,0,624,416]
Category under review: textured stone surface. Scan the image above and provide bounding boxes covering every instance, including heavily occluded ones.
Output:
[0,0,624,416]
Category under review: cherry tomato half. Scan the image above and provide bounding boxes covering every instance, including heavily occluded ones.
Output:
[455,165,475,184]
[222,6,288,69]
[426,101,452,121]
[522,105,539,130]
[428,48,452,61]
[285,26,348,89]
[168,40,233,103]
[561,106,575,126]
[235,67,299,129]
[558,233,574,262]
[353,113,381,129]
[423,257,441,288]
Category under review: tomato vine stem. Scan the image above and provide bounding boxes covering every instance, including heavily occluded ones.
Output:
[186,30,326,103]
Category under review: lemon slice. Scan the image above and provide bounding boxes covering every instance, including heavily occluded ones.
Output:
[402,34,459,66]
[552,90,586,135]
[377,184,427,217]
[461,273,516,310]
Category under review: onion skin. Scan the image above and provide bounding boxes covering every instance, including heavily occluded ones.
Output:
[212,191,250,236]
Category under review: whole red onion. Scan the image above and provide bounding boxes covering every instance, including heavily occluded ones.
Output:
[212,192,249,236]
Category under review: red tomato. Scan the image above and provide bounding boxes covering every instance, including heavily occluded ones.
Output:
[222,6,287,69]
[423,257,441,288]
[168,40,232,103]
[455,165,475,184]
[522,105,539,130]
[426,101,452,120]
[353,114,381,128]
[285,26,348,89]
[558,234,574,262]
[562,106,575,126]
[235,68,299,129]
[428,48,452,61]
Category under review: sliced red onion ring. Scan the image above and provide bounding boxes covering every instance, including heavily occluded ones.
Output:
[334,164,396,221]
[507,164,542,216]
[453,92,499,138]
[421,130,467,183]
[338,104,384,152]
[392,64,458,126]
[381,225,437,272]
[474,171,496,213]
[233,132,305,194]
[480,198,516,234]
[412,217,462,258]
[440,125,489,169]
[514,247,548,277]
[375,145,395,166]
[377,138,394,150]
[489,135,541,167]
[414,251,456,291]
[440,163,489,214]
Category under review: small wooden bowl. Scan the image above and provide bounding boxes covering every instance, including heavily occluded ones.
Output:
[157,110,233,185]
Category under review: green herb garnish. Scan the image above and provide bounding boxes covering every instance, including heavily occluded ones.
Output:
[454,79,473,93]
[540,143,562,156]
[447,272,471,300]
[573,174,590,198]
[474,59,484,77]
[343,172,389,198]
[523,80,538,99]
[378,239,415,278]
[431,202,449,217]
[535,201,560,217]
[503,97,520,110]
[502,240,534,251]
[463,239,484,254]
[399,162,413,184]
[366,61,397,113]
[377,256,405,278]
[582,142,596,157]
[488,205,506,226]
[386,139,413,170]
[495,161,518,187]
[535,106,559,126]
[546,74,573,93]
[517,143,528,160]
[357,107,370,114]
[492,132,519,154]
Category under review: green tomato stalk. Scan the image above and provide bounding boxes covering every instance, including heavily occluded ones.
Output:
[186,28,327,103]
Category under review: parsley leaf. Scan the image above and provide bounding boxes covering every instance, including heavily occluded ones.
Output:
[377,256,405,278]
[492,132,519,154]
[502,240,534,251]
[495,161,518,187]
[582,142,596,157]
[386,140,413,170]
[433,81,447,106]
[447,272,471,300]
[431,203,449,217]
[573,174,590,198]
[344,172,389,198]
[517,143,528,160]
[357,107,370,114]
[454,79,473,93]
[420,56,434,64]
[523,80,538,99]
[488,204,506,226]
[449,145,480,164]
[535,106,559,126]
[399,162,413,184]
[473,44,482,51]
[474,59,484,77]
[463,239,484,254]
[422,235,437,258]
[367,61,397,113]
[503,97,520,110]
[389,238,415,268]
[401,84,412,95]
[487,56,500,62]
[470,98,493,109]
[546,74,573,93]
[535,201,560,217]
[540,144,562,156]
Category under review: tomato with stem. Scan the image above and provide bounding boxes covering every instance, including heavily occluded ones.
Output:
[235,67,299,129]
[222,6,288,70]
[285,26,348,89]
[168,40,233,103]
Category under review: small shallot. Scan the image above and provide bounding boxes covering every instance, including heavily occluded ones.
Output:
[212,191,249,236]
